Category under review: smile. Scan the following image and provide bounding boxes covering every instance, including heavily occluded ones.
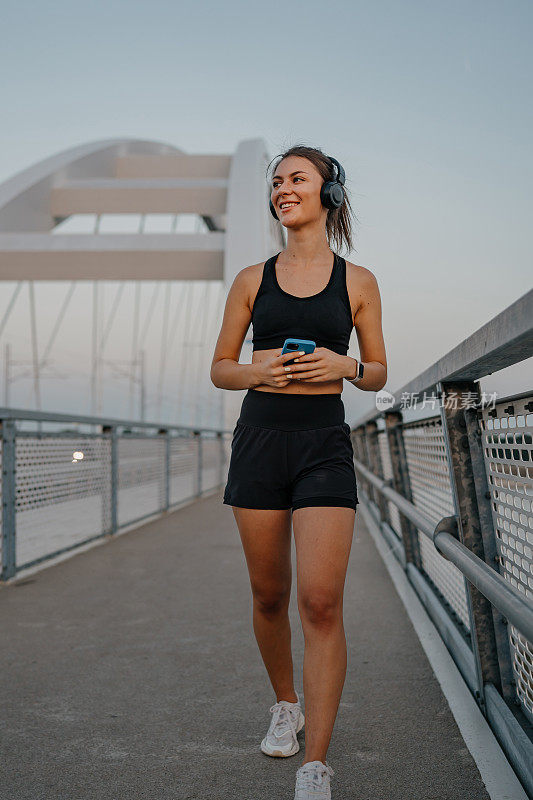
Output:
[279,202,300,212]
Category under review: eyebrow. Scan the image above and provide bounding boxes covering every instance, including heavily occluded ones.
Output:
[272,170,308,181]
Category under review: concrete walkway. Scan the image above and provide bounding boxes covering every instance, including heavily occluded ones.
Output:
[0,491,491,799]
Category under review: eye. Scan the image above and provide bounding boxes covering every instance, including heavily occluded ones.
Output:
[272,176,303,188]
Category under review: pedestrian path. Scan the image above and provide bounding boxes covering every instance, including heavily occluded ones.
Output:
[0,491,492,799]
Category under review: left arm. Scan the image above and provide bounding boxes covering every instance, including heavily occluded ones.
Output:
[344,269,387,391]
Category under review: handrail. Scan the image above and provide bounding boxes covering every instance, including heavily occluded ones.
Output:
[353,456,533,641]
[433,517,533,643]
[352,287,533,429]
[0,405,232,435]
[347,288,533,792]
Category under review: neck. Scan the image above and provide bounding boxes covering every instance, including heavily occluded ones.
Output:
[283,225,332,266]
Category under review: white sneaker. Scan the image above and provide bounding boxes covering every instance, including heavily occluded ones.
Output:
[260,692,305,757]
[294,760,335,799]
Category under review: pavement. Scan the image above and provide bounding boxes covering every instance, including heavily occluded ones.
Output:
[0,490,491,799]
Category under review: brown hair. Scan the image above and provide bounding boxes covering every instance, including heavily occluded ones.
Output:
[266,144,357,255]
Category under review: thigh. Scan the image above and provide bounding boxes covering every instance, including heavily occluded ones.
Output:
[292,506,355,608]
[233,507,293,600]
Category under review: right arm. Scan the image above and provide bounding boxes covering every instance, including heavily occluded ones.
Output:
[210,268,262,390]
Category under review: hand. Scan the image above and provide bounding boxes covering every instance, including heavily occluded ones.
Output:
[285,347,350,382]
[256,348,307,388]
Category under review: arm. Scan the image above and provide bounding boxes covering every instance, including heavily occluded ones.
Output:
[344,269,387,391]
[210,268,263,391]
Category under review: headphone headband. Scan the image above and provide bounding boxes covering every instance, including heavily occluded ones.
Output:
[328,156,345,186]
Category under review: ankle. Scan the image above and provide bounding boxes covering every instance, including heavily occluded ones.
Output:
[276,690,299,704]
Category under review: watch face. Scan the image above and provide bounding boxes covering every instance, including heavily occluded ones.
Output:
[359,363,364,378]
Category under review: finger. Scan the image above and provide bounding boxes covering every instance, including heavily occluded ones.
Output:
[288,362,322,372]
[288,369,324,379]
[281,350,305,361]
[293,354,319,362]
[281,362,314,375]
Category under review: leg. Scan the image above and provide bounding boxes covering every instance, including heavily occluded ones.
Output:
[232,506,298,703]
[292,505,355,765]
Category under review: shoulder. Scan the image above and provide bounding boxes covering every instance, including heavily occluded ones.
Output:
[345,259,379,287]
[235,260,269,313]
[240,260,267,278]
[344,260,380,322]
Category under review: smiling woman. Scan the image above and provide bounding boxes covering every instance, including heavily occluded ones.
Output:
[210,142,387,800]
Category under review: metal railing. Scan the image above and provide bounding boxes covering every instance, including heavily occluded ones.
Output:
[349,288,533,796]
[0,408,231,581]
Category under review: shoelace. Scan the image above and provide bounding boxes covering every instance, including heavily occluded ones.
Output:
[268,701,299,744]
[296,761,335,791]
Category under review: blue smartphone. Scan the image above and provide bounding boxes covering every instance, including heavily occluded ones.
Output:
[281,338,316,365]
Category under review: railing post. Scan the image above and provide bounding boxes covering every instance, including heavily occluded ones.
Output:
[217,431,224,487]
[102,424,117,535]
[195,431,202,497]
[363,421,379,506]
[354,426,370,500]
[439,379,502,713]
[1,419,16,580]
[464,404,516,705]
[158,428,170,512]
[365,420,389,524]
[384,410,422,568]
[351,426,362,463]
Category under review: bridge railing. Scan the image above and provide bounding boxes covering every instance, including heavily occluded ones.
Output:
[0,408,231,581]
[349,288,533,796]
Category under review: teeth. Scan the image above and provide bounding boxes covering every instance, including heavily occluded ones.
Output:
[280,202,299,209]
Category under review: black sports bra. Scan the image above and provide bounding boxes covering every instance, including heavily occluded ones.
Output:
[251,251,353,355]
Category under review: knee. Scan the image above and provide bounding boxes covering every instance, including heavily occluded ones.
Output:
[252,584,291,616]
[299,591,342,629]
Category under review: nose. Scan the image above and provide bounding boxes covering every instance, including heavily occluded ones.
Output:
[273,184,295,205]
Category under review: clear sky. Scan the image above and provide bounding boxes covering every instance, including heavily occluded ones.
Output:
[0,0,531,426]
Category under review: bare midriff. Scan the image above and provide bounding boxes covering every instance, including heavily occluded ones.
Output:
[251,348,343,395]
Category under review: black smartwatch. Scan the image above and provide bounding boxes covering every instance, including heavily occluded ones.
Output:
[347,359,364,384]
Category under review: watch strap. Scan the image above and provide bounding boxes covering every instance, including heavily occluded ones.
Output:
[347,359,364,384]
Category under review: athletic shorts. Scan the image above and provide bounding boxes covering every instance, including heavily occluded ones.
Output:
[222,389,358,512]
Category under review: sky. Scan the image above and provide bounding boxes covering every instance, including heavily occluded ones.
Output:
[0,0,531,427]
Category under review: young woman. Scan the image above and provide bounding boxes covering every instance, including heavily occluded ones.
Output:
[210,144,387,799]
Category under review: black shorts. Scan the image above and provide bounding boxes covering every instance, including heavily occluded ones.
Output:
[223,389,358,512]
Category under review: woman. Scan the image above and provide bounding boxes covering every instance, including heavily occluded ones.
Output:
[210,144,387,799]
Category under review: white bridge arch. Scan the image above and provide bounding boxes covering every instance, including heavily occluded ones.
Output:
[0,137,284,430]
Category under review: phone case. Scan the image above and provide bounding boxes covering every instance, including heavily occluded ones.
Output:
[281,338,316,365]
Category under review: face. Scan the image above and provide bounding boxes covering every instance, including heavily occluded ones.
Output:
[270,155,325,226]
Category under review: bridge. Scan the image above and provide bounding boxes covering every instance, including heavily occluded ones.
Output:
[0,138,532,799]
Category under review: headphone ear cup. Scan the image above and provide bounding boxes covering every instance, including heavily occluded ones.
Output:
[269,199,279,220]
[330,182,345,208]
[320,181,334,209]
[321,181,344,210]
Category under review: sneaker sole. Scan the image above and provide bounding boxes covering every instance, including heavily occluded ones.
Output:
[260,712,305,757]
